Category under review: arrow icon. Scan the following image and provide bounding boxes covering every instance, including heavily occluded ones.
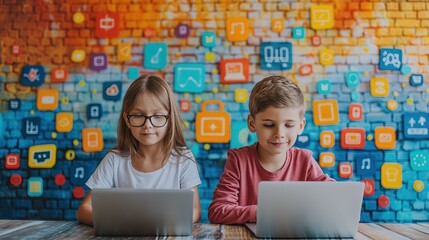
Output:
[418,116,426,126]
[409,117,416,127]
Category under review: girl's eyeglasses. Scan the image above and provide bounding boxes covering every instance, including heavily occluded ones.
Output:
[127,115,169,128]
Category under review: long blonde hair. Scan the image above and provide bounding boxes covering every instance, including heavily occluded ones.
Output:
[114,74,189,161]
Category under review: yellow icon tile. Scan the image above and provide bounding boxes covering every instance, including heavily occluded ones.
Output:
[312,99,339,126]
[56,112,73,133]
[374,126,396,149]
[37,89,59,111]
[319,48,334,66]
[82,128,104,152]
[319,152,335,168]
[271,19,284,32]
[370,77,389,97]
[234,89,248,103]
[310,5,334,30]
[381,163,402,189]
[320,131,335,148]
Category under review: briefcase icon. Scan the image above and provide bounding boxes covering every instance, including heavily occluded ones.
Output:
[196,100,231,143]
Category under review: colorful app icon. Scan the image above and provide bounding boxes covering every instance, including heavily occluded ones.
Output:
[103,82,122,101]
[71,49,86,63]
[292,26,305,39]
[409,150,429,171]
[295,134,310,147]
[346,71,360,88]
[310,5,334,30]
[82,128,104,152]
[73,12,85,24]
[413,180,425,192]
[28,144,57,168]
[8,99,20,110]
[381,163,402,189]
[22,117,41,137]
[356,156,375,176]
[320,130,335,148]
[379,48,402,71]
[95,12,120,38]
[117,42,131,62]
[299,64,312,76]
[174,63,205,93]
[10,174,22,187]
[144,43,168,69]
[311,35,322,46]
[28,177,43,197]
[312,99,339,126]
[319,48,334,65]
[230,121,257,149]
[378,195,390,208]
[370,77,389,97]
[226,17,249,42]
[409,74,424,86]
[51,68,68,83]
[201,31,216,48]
[220,58,249,84]
[195,100,231,143]
[175,23,190,38]
[179,100,191,112]
[319,152,335,168]
[271,19,284,32]
[317,79,331,94]
[56,112,73,133]
[71,164,87,185]
[128,67,140,80]
[338,162,353,178]
[234,89,248,103]
[374,126,396,149]
[260,42,293,70]
[340,128,365,149]
[90,53,108,71]
[21,65,45,87]
[87,103,102,119]
[37,89,58,111]
[403,112,429,139]
[5,154,20,169]
[362,179,375,196]
[11,44,21,55]
[348,103,363,121]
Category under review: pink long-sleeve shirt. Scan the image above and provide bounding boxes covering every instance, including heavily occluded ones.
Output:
[208,142,335,224]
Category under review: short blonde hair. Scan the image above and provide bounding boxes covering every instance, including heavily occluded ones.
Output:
[249,75,306,118]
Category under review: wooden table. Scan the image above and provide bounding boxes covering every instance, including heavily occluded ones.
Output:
[0,220,428,239]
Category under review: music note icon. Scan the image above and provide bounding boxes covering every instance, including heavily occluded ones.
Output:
[361,158,370,170]
[74,167,84,178]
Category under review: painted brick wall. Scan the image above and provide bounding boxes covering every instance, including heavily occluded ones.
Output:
[0,0,428,223]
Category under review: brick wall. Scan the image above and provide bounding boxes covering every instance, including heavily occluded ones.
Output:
[0,0,428,223]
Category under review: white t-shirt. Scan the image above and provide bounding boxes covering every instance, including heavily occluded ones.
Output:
[86,150,201,190]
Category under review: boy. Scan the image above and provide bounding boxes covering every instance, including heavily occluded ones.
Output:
[208,75,334,224]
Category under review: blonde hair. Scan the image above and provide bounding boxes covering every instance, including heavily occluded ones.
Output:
[249,75,306,118]
[114,74,190,162]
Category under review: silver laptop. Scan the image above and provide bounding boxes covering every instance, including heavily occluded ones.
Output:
[91,189,194,236]
[246,181,364,239]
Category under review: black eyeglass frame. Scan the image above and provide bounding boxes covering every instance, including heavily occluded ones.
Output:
[126,114,169,128]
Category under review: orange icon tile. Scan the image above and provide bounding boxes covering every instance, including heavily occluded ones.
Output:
[338,162,353,178]
[37,89,59,111]
[226,17,249,42]
[320,130,335,148]
[312,99,339,126]
[374,126,396,149]
[341,128,365,149]
[319,152,335,168]
[82,128,104,152]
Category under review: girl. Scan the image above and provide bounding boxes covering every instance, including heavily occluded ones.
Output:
[77,74,201,225]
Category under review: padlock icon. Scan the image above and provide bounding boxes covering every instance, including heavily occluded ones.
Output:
[195,100,231,143]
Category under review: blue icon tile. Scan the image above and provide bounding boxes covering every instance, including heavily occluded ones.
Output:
[317,79,332,94]
[403,112,429,139]
[379,48,402,71]
[20,65,45,86]
[143,43,168,69]
[292,26,305,39]
[174,63,205,93]
[22,117,41,137]
[202,31,216,48]
[356,155,376,176]
[346,71,360,88]
[103,82,122,101]
[87,103,102,119]
[8,99,21,110]
[409,74,424,86]
[260,42,293,70]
